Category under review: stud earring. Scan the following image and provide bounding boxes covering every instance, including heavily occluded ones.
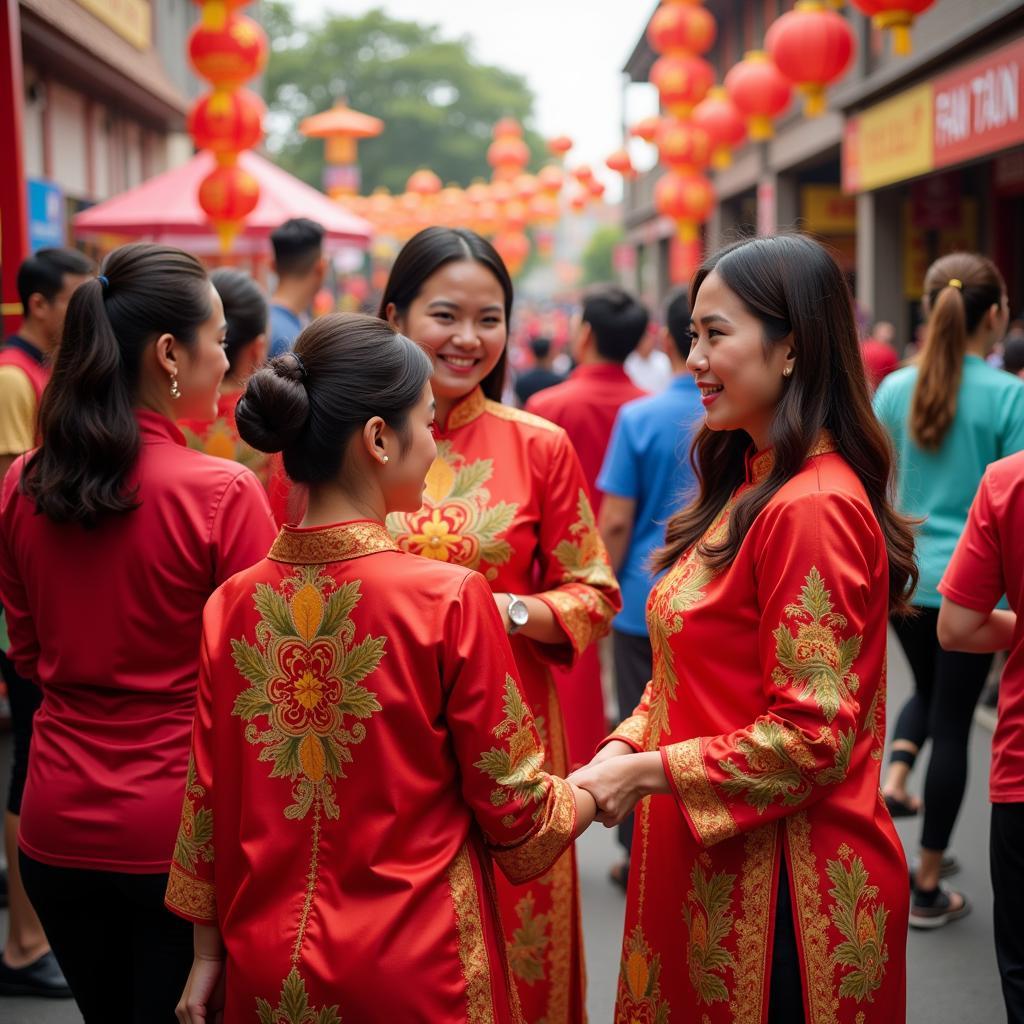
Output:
[381,455,389,465]
[783,367,793,378]
[169,370,181,399]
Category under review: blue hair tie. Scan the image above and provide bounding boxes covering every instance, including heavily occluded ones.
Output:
[98,275,110,291]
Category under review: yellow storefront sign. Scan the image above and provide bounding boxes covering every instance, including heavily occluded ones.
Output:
[846,84,935,192]
[75,0,151,51]
[801,185,857,233]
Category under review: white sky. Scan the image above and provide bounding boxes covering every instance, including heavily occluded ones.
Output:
[289,1,662,198]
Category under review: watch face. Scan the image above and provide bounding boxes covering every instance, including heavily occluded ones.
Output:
[509,598,529,626]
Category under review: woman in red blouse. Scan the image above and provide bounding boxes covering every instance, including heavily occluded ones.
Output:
[382,228,620,1024]
[570,235,917,1023]
[167,313,596,1023]
[0,243,277,1022]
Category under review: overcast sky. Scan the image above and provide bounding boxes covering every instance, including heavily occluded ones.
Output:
[290,1,661,198]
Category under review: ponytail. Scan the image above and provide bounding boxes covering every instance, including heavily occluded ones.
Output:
[909,252,1004,451]
[22,243,212,526]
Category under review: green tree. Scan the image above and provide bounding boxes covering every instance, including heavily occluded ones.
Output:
[261,5,548,194]
[580,225,625,286]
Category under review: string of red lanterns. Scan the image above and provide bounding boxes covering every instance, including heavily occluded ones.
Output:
[186,0,268,252]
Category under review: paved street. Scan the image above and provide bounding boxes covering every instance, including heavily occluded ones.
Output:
[0,626,1005,1023]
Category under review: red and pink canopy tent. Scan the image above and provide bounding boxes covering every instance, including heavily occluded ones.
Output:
[73,150,372,256]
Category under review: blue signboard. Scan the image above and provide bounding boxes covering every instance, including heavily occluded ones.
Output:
[27,179,65,253]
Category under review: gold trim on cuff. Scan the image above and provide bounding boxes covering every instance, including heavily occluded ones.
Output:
[491,775,577,885]
[664,738,738,846]
[165,863,217,923]
[604,714,648,751]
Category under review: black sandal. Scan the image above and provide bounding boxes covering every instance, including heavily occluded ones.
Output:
[884,792,919,818]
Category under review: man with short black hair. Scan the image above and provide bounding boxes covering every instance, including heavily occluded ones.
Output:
[268,218,326,358]
[514,335,563,405]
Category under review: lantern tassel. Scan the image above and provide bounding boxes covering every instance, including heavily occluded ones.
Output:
[892,24,913,55]
[215,220,239,254]
[800,85,827,118]
[712,147,732,170]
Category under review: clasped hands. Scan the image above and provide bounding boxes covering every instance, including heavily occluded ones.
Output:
[567,740,670,830]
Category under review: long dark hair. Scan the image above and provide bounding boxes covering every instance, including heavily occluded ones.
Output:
[655,234,917,613]
[378,227,513,402]
[237,313,432,485]
[22,243,212,526]
[910,252,1004,450]
[210,268,268,375]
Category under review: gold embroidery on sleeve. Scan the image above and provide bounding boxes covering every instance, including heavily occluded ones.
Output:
[607,713,649,750]
[772,567,862,723]
[448,844,497,1024]
[490,776,576,884]
[683,854,737,1005]
[165,863,217,922]
[665,738,738,846]
[172,753,214,873]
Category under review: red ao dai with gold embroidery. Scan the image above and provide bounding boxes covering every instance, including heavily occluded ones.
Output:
[387,387,621,1024]
[165,520,579,1023]
[606,443,908,1024]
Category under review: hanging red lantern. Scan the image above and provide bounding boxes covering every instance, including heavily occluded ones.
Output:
[654,169,715,240]
[606,148,636,178]
[492,231,530,277]
[587,179,606,201]
[187,88,265,161]
[850,0,934,55]
[572,164,594,185]
[629,116,662,143]
[189,13,268,90]
[538,164,565,197]
[406,168,442,197]
[529,193,560,227]
[570,192,588,213]
[656,118,711,173]
[650,52,715,118]
[547,135,573,157]
[476,201,501,236]
[198,163,260,250]
[513,173,540,202]
[493,117,524,138]
[725,50,793,141]
[691,87,746,169]
[503,199,529,232]
[766,1,856,116]
[488,136,530,181]
[648,1,717,57]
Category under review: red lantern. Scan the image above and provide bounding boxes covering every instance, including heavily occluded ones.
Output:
[493,117,524,138]
[189,14,268,90]
[503,199,529,232]
[538,164,564,197]
[406,169,442,196]
[529,193,559,227]
[692,87,746,168]
[476,201,501,235]
[629,116,662,143]
[850,0,934,55]
[198,163,260,250]
[650,52,715,117]
[570,192,588,213]
[766,1,856,116]
[648,2,716,57]
[655,169,715,240]
[606,148,636,178]
[656,118,711,173]
[187,89,265,161]
[725,50,793,141]
[492,231,530,277]
[513,173,540,202]
[488,136,530,181]
[587,179,606,201]
[547,135,573,157]
[572,164,595,185]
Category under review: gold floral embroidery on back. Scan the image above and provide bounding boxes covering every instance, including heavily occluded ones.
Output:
[387,440,519,581]
[256,970,341,1024]
[772,567,862,723]
[615,924,670,1024]
[683,854,737,1005]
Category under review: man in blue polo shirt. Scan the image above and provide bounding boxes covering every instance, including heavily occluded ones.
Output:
[268,218,325,358]
[596,287,703,888]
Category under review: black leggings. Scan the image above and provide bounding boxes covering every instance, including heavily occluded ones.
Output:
[19,852,193,1023]
[890,606,993,852]
[769,859,804,1022]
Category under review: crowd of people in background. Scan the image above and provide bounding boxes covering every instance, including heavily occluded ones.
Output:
[0,221,1022,1024]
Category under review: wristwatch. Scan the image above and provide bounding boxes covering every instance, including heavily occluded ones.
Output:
[506,594,529,634]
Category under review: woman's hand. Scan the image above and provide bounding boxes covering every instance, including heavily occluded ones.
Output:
[175,954,225,1024]
[568,751,669,828]
[570,782,598,838]
[589,738,634,765]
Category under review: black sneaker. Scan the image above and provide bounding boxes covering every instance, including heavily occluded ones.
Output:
[0,950,72,998]
[909,885,970,930]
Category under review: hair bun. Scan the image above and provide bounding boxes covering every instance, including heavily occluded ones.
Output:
[236,356,310,453]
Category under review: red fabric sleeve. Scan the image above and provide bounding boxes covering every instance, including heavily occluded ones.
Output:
[938,470,1005,614]
[210,469,278,585]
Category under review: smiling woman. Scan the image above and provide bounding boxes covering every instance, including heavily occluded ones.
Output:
[382,227,621,1024]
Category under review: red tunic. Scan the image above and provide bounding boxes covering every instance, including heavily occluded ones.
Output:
[165,520,579,1023]
[0,411,277,872]
[605,439,908,1024]
[526,363,645,767]
[387,388,620,1024]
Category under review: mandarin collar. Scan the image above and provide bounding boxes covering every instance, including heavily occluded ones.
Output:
[136,409,186,446]
[438,387,487,434]
[745,431,837,485]
[268,519,398,565]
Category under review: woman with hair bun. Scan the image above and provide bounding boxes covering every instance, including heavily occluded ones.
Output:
[167,313,596,1024]
[0,243,277,1021]
[381,226,620,1024]
[876,252,1024,928]
[570,234,914,1022]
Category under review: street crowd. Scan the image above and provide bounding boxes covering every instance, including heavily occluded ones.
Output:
[0,219,1022,1024]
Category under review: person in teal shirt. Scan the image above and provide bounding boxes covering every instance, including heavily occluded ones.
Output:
[875,251,1024,929]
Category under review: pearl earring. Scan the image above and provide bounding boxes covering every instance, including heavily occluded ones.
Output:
[169,370,181,399]
[381,455,389,465]
[783,367,793,378]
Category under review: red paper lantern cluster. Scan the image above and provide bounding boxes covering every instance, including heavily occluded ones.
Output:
[647,0,716,117]
[187,0,268,251]
[765,1,855,116]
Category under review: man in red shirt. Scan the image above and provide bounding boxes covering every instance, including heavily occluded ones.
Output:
[526,285,649,514]
[861,319,900,392]
[938,451,1024,1019]
[525,285,648,768]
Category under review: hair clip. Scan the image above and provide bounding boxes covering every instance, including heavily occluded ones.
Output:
[948,278,963,290]
[98,275,110,291]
